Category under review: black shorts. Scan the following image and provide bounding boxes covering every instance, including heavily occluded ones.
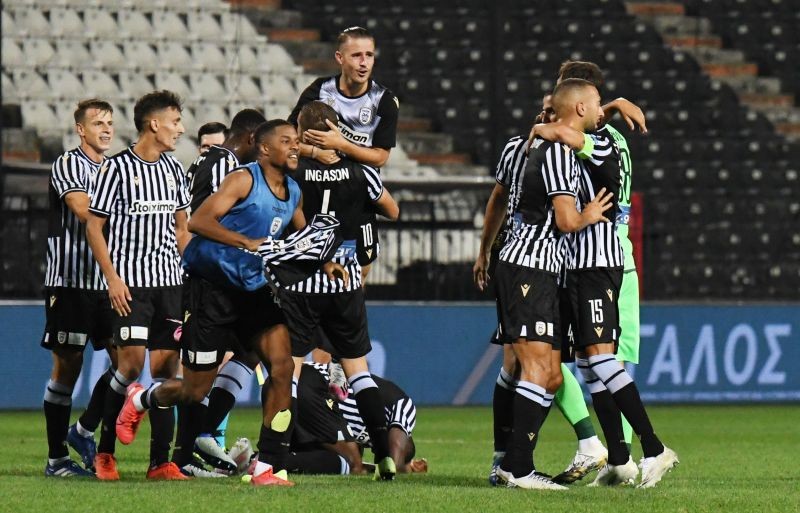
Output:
[558,285,576,362]
[112,286,182,352]
[41,287,114,352]
[493,262,560,348]
[181,275,286,371]
[356,214,380,266]
[279,288,371,359]
[292,365,355,448]
[567,269,623,349]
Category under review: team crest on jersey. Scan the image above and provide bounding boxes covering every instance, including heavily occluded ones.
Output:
[325,97,336,107]
[57,331,67,344]
[165,174,176,190]
[120,327,130,340]
[535,321,546,336]
[296,238,311,251]
[359,107,373,125]
[270,217,283,236]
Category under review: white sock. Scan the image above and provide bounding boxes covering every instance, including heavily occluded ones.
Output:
[578,435,605,455]
[48,456,70,466]
[75,421,93,438]
[253,461,273,477]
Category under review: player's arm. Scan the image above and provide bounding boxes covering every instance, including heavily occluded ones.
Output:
[530,123,592,154]
[290,195,307,231]
[473,183,508,291]
[304,119,390,167]
[601,97,647,133]
[373,185,399,221]
[175,209,190,256]
[188,170,263,251]
[552,190,613,233]
[86,213,131,316]
[52,154,92,223]
[63,192,91,223]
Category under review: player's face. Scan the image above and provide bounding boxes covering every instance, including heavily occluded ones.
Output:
[335,36,375,89]
[541,95,556,123]
[77,108,114,154]
[198,132,225,154]
[152,107,185,152]
[581,87,603,131]
[265,125,300,173]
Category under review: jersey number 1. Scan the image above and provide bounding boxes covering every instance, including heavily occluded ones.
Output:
[321,189,336,217]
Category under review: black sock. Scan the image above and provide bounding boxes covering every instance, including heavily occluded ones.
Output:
[492,369,516,452]
[531,401,553,453]
[501,382,547,478]
[611,383,664,458]
[352,386,390,460]
[43,380,73,460]
[78,367,114,433]
[256,410,293,472]
[149,405,174,468]
[203,388,236,434]
[97,371,130,455]
[285,450,348,475]
[591,389,629,465]
[171,401,206,467]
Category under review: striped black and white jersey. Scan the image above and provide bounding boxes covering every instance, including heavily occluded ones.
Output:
[287,157,383,294]
[288,76,399,150]
[45,147,106,290]
[88,148,191,288]
[185,145,239,212]
[494,135,528,238]
[339,375,417,446]
[570,128,624,270]
[499,139,580,274]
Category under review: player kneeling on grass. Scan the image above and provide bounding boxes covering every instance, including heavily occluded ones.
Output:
[115,120,346,486]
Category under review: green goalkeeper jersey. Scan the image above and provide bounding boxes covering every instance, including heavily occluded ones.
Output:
[604,124,635,271]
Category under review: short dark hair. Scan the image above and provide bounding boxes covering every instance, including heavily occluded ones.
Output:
[197,122,227,141]
[551,78,597,115]
[337,26,374,48]
[229,108,266,138]
[254,119,293,145]
[74,99,113,124]
[558,60,604,89]
[298,101,338,132]
[133,90,183,133]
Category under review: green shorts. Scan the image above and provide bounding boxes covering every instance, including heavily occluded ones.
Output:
[616,268,640,363]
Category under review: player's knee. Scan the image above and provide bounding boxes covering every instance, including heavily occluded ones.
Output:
[185,384,211,403]
[268,354,294,382]
[547,371,564,393]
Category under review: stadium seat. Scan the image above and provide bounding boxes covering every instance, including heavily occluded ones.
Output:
[226,74,262,102]
[48,70,85,100]
[261,75,298,106]
[1,38,24,68]
[90,41,128,70]
[123,41,160,70]
[22,39,55,67]
[83,70,121,100]
[155,71,192,99]
[219,12,265,43]
[54,40,93,69]
[12,69,51,100]
[82,7,120,39]
[152,11,190,41]
[190,42,229,71]
[157,41,195,71]
[13,7,51,37]
[186,11,223,42]
[20,101,61,133]
[193,102,228,127]
[1,10,16,37]
[117,70,156,99]
[48,7,85,37]
[189,73,227,101]
[116,9,154,39]
[1,71,20,103]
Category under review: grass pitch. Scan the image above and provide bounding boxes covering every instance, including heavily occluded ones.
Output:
[1,405,798,513]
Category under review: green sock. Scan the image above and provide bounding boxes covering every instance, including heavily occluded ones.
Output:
[622,413,633,452]
[555,363,596,439]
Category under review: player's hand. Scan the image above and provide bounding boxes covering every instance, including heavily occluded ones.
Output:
[245,237,267,253]
[304,120,345,152]
[473,252,491,291]
[315,148,341,165]
[108,276,132,317]
[323,261,350,287]
[582,187,614,224]
[611,98,647,133]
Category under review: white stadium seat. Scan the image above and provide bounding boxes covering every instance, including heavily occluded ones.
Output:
[21,101,61,133]
[117,9,153,39]
[12,69,51,100]
[152,11,190,41]
[117,70,155,99]
[154,71,192,98]
[83,7,119,39]
[54,40,92,69]
[90,41,128,70]
[1,38,25,68]
[192,102,228,127]
[157,41,194,71]
[262,74,298,106]
[123,41,160,70]
[262,44,300,75]
[14,7,51,37]
[2,10,17,37]
[172,136,199,168]
[83,70,121,99]
[226,74,262,102]
[190,73,227,101]
[49,7,85,37]
[1,71,20,103]
[190,42,229,71]
[219,12,264,43]
[22,39,55,67]
[48,70,85,99]
[187,11,223,42]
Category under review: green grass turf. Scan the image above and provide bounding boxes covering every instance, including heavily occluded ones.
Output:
[1,405,799,513]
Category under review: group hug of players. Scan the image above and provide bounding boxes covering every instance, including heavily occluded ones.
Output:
[41,27,425,485]
[472,60,679,489]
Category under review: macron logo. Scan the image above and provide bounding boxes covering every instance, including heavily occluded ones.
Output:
[129,200,176,215]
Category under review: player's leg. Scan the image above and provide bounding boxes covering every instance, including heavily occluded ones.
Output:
[213,351,235,447]
[490,340,517,485]
[616,268,641,451]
